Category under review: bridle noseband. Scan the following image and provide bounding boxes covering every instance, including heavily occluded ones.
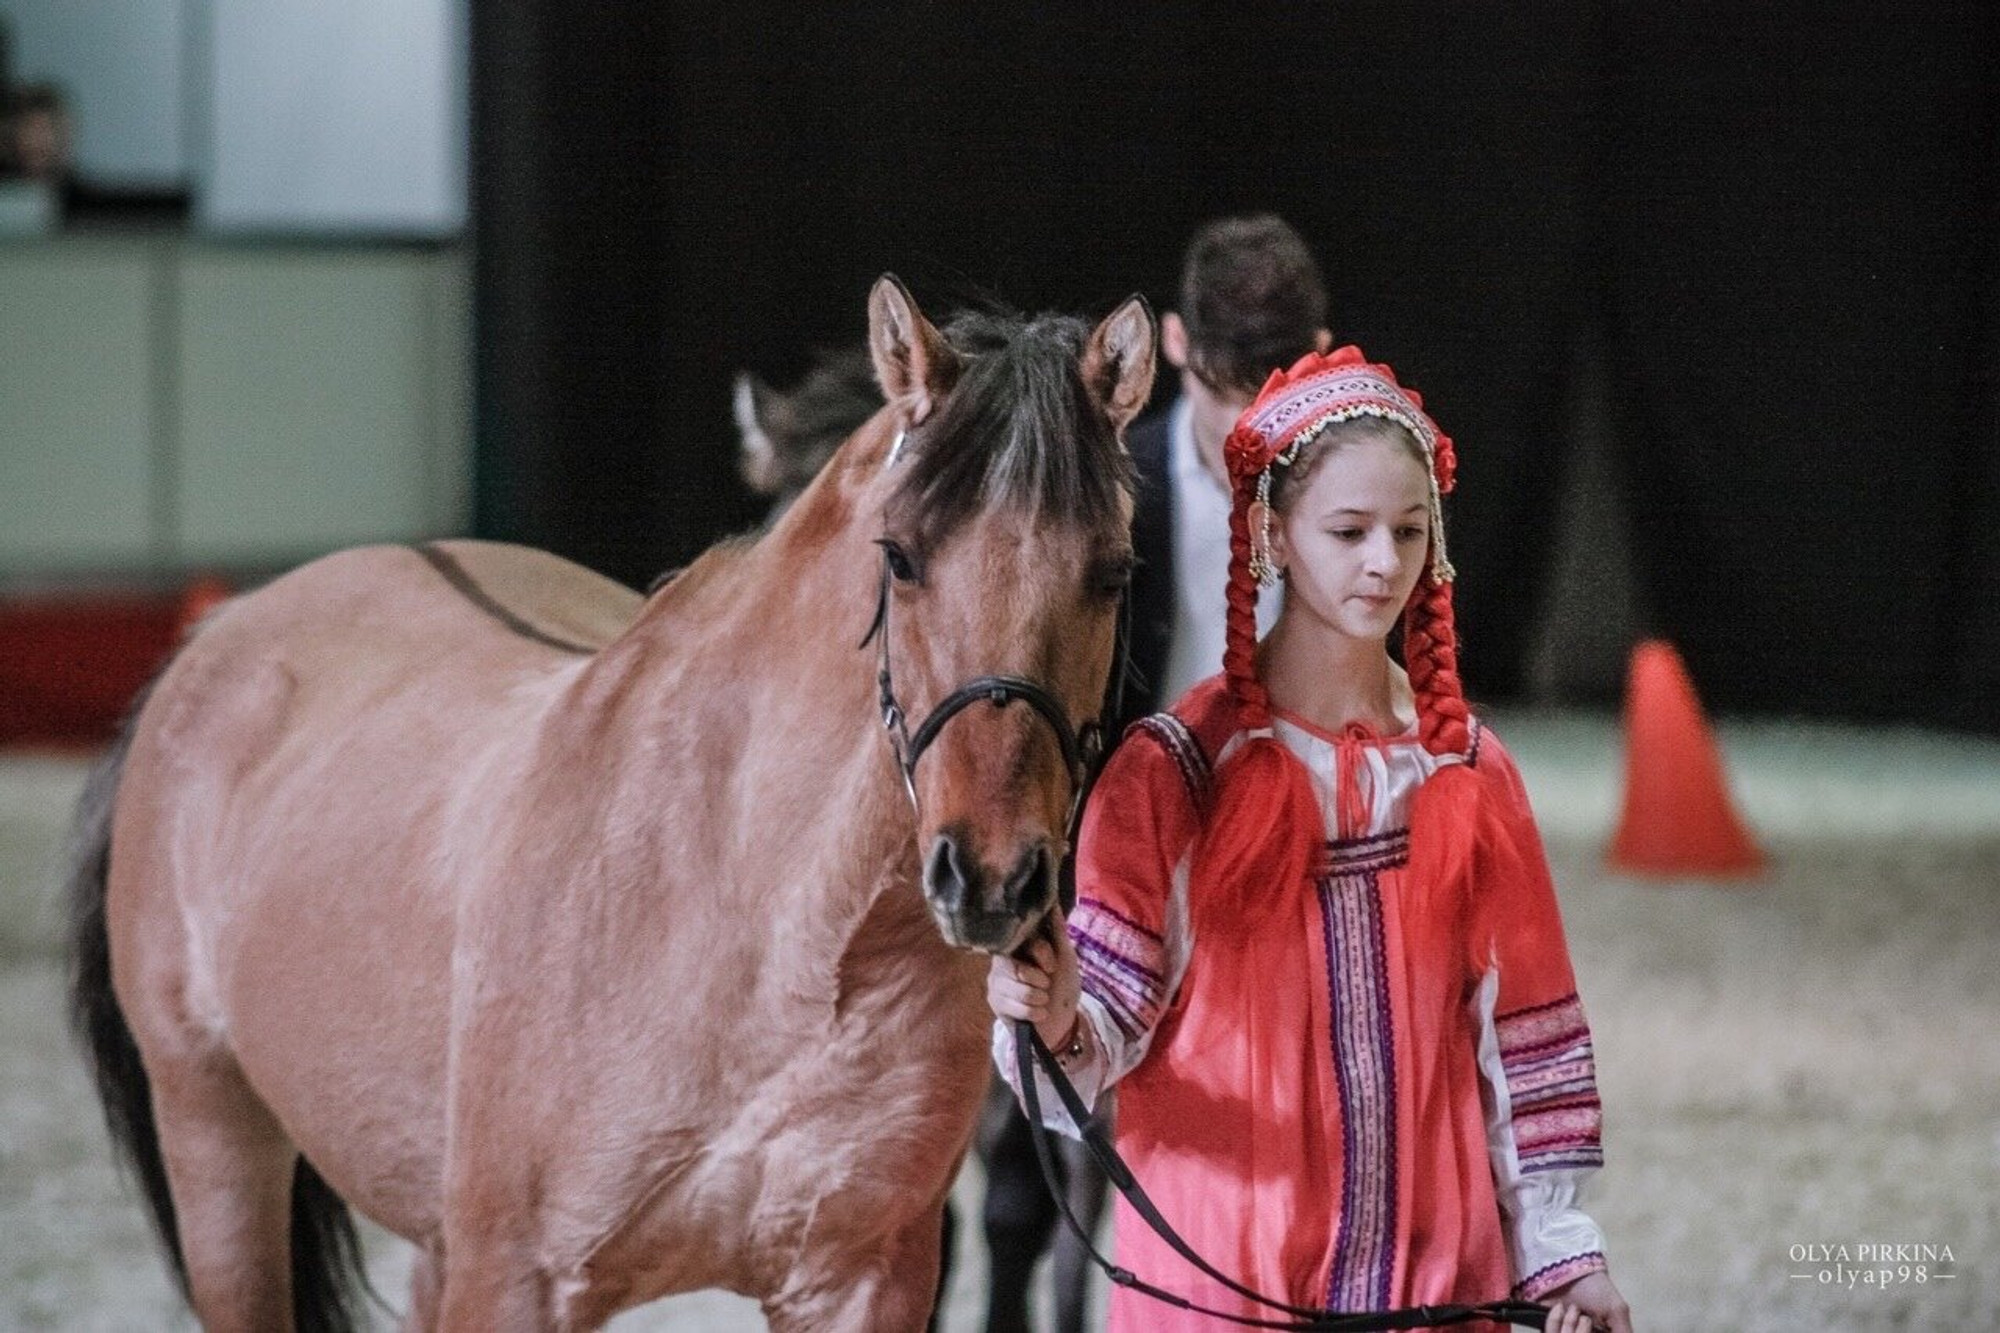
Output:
[859,548,1130,859]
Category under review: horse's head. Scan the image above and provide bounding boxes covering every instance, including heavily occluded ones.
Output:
[734,346,883,511]
[863,276,1155,954]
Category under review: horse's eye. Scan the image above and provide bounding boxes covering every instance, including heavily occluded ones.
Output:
[1093,557,1136,598]
[877,539,921,585]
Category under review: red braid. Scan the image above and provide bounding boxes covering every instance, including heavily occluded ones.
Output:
[1189,444,1321,940]
[1221,469,1271,732]
[1402,574,1471,758]
[1403,565,1482,954]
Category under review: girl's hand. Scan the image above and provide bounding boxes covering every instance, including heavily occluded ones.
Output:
[1543,1270,1632,1333]
[985,902,1081,1050]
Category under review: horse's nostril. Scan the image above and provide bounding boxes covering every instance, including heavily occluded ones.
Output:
[1000,844,1054,917]
[925,834,969,912]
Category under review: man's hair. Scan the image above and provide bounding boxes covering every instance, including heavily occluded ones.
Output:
[1178,214,1328,396]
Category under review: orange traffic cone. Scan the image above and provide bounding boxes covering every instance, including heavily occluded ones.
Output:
[1607,639,1764,877]
[177,575,232,637]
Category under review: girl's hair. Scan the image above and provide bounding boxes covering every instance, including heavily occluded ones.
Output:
[1190,349,1480,941]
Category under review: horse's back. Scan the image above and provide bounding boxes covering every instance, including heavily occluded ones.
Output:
[412,539,645,652]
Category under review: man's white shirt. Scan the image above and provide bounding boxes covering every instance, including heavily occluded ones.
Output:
[1160,396,1282,708]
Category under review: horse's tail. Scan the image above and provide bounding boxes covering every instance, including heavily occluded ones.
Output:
[67,664,375,1333]
[290,1159,375,1333]
[67,675,188,1298]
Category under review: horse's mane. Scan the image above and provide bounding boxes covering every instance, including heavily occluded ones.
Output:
[887,308,1135,548]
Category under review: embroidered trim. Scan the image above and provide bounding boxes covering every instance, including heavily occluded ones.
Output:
[1071,897,1167,1042]
[1513,1250,1607,1301]
[1497,993,1604,1173]
[1324,828,1411,874]
[1239,366,1440,464]
[1320,867,1397,1311]
[1132,713,1213,807]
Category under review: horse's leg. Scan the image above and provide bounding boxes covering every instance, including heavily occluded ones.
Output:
[149,1049,300,1332]
[765,1203,946,1333]
[436,1139,561,1330]
[1051,1132,1109,1333]
[436,1232,555,1331]
[926,1198,957,1333]
[977,1087,1059,1333]
[404,1241,445,1332]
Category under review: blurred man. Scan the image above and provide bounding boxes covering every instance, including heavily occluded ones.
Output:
[1124,212,1332,726]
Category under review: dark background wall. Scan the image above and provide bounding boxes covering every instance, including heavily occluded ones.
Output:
[471,1,1999,731]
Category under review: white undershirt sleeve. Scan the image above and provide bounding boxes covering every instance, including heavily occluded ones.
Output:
[1471,965,1612,1298]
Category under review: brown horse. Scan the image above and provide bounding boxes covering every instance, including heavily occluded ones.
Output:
[733,340,1114,1333]
[68,276,1156,1331]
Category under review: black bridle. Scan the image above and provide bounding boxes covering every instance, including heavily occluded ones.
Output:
[858,547,1130,871]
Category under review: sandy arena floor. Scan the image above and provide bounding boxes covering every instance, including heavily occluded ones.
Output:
[2,710,1996,1331]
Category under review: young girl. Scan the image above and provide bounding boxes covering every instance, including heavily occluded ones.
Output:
[988,348,1633,1333]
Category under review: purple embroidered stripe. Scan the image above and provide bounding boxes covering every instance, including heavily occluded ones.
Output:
[1073,895,1165,946]
[1495,991,1588,1029]
[1507,1044,1596,1078]
[1073,935,1160,998]
[1496,994,1602,1171]
[1075,954,1161,1036]
[1505,1036,1596,1070]
[1520,1150,1607,1174]
[1071,897,1168,1042]
[1320,867,1398,1312]
[1512,1076,1600,1107]
[1514,1104,1605,1172]
[1513,1251,1606,1301]
[1134,714,1212,806]
[1080,987,1146,1042]
[1496,999,1593,1062]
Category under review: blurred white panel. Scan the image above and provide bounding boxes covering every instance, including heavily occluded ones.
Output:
[1,0,192,186]
[0,240,157,570]
[199,0,465,236]
[176,247,466,561]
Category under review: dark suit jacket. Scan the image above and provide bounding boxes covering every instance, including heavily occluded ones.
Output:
[1119,411,1176,738]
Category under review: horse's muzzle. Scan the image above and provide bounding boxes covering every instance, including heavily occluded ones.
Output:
[922,831,1055,952]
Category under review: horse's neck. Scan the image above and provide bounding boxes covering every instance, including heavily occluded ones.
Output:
[564,431,925,960]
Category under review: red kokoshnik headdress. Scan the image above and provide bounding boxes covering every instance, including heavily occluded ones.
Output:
[1216,346,1472,762]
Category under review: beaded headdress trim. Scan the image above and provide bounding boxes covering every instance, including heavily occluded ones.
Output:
[1228,350,1455,584]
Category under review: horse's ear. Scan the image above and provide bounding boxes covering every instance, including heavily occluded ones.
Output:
[868,274,959,428]
[733,372,784,496]
[1084,294,1158,433]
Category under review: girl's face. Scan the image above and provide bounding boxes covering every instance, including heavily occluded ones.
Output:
[1265,431,1431,645]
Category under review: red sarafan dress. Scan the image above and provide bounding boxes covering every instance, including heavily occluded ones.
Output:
[998,677,1610,1330]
